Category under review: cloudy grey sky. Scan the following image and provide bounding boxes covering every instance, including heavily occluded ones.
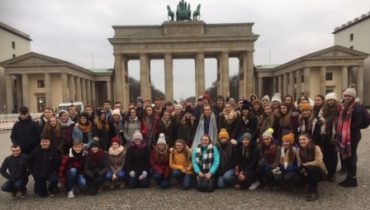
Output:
[1,0,369,100]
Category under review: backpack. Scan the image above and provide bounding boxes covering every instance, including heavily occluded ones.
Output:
[359,106,370,129]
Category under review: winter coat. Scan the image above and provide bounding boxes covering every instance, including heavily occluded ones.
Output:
[236,144,260,173]
[217,143,238,174]
[123,117,141,145]
[11,116,41,154]
[125,144,150,175]
[169,148,193,174]
[58,149,85,185]
[60,119,75,155]
[0,154,29,181]
[28,147,60,180]
[107,146,126,174]
[84,149,108,178]
[150,149,171,178]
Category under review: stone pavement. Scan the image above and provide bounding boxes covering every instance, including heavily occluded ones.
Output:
[0,130,370,210]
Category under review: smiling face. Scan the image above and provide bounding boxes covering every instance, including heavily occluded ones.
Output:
[72,143,83,154]
[145,106,153,116]
[242,138,250,147]
[60,112,69,123]
[263,137,272,146]
[49,117,57,127]
[111,142,120,150]
[280,105,288,115]
[299,135,309,148]
[11,146,21,157]
[40,139,51,149]
[343,94,354,104]
[203,105,211,117]
[43,109,53,120]
[253,103,261,111]
[201,135,210,147]
[264,105,272,115]
[175,142,184,152]
[314,96,324,107]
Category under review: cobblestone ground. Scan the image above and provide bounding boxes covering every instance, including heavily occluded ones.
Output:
[0,129,369,210]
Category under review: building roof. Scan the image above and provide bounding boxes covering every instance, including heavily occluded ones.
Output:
[333,11,370,34]
[90,68,113,75]
[0,21,32,41]
[255,64,279,70]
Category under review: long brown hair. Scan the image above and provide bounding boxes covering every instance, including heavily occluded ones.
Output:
[298,132,316,163]
[42,116,63,140]
[172,139,191,163]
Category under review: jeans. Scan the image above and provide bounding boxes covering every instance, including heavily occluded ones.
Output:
[105,169,126,182]
[1,178,28,192]
[218,169,236,188]
[128,176,149,189]
[152,172,170,189]
[34,172,58,197]
[66,168,86,191]
[172,170,193,189]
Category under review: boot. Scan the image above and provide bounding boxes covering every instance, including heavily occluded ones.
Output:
[341,177,358,188]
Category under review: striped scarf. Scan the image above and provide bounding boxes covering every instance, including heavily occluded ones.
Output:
[196,144,214,172]
[337,102,355,159]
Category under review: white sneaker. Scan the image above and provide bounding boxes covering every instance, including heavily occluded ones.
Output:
[67,190,75,199]
[249,181,261,190]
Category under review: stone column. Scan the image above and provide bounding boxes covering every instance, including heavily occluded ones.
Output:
[114,54,124,103]
[320,66,327,95]
[303,67,310,97]
[106,81,112,101]
[272,77,277,94]
[86,80,91,105]
[221,52,230,97]
[5,75,14,113]
[357,64,364,102]
[21,74,29,108]
[296,70,302,99]
[277,74,282,94]
[91,81,96,106]
[289,72,294,96]
[342,66,348,90]
[164,54,174,101]
[246,51,255,97]
[195,53,205,97]
[257,76,263,98]
[81,78,86,104]
[140,54,151,101]
[69,75,75,101]
[16,75,22,108]
[283,73,288,96]
[43,73,51,107]
[61,73,69,102]
[238,52,247,98]
[76,77,82,101]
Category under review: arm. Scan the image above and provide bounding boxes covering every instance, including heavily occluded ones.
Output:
[305,146,324,167]
[271,146,281,169]
[0,158,10,180]
[209,146,220,176]
[169,150,185,171]
[191,148,201,175]
[150,150,164,174]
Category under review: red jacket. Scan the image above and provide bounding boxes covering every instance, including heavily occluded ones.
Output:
[150,149,171,178]
[58,151,85,185]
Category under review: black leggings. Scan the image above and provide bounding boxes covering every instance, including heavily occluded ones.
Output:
[343,138,360,178]
[323,142,338,179]
[301,166,323,189]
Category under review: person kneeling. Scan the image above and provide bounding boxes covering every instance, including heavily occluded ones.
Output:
[217,129,237,188]
[1,144,29,198]
[192,135,220,192]
[84,141,107,195]
[150,133,171,189]
[170,139,193,190]
[106,137,126,189]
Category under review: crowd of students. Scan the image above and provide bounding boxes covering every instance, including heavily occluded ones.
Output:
[1,87,367,202]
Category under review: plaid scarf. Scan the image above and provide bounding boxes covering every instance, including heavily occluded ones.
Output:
[196,144,214,172]
[337,102,355,159]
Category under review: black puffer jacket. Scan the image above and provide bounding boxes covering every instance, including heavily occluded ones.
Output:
[29,147,59,180]
[11,116,41,154]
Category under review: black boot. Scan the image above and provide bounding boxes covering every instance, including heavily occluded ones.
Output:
[342,177,358,188]
[306,186,319,201]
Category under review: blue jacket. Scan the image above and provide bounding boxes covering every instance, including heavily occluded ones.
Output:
[192,144,220,175]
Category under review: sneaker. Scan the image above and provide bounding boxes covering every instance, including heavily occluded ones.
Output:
[249,181,261,190]
[67,190,75,199]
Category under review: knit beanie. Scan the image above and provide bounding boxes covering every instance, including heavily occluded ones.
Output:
[112,108,121,116]
[218,128,230,140]
[132,130,143,141]
[343,88,356,98]
[157,133,167,145]
[90,141,100,149]
[262,128,274,139]
[136,97,144,104]
[242,132,252,141]
[271,93,282,103]
[111,136,121,145]
[282,133,295,145]
[299,102,312,112]
[325,92,337,101]
[73,138,83,145]
[261,95,270,103]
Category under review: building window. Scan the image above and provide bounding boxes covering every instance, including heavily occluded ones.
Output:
[37,80,45,88]
[37,96,45,112]
[12,54,16,58]
[350,33,354,41]
[326,72,333,81]
[12,41,16,49]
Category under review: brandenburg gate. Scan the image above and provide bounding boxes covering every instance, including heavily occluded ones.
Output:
[110,19,258,107]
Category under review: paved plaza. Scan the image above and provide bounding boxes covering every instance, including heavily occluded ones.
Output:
[0,129,369,210]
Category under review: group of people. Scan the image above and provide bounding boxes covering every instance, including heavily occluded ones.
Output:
[1,87,367,202]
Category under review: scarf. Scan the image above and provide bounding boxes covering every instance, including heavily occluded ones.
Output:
[88,149,105,165]
[299,143,316,163]
[219,142,233,170]
[192,113,218,149]
[69,148,84,158]
[154,145,169,163]
[262,142,278,165]
[95,118,110,130]
[108,145,124,156]
[195,144,214,172]
[78,122,92,133]
[280,146,296,169]
[60,118,74,128]
[161,118,171,129]
[337,101,355,159]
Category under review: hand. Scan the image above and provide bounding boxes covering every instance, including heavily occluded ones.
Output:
[205,172,212,179]
[302,163,308,167]
[230,139,237,145]
[139,175,144,180]
[112,174,117,181]
[185,166,192,171]
[238,174,246,181]
[199,172,205,178]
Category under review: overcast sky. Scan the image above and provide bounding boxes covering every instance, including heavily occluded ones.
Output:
[1,0,369,100]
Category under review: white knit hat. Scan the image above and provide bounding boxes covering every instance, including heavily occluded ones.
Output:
[343,88,356,98]
[112,108,121,116]
[132,130,143,141]
[325,92,337,101]
[157,133,167,145]
[271,93,282,103]
[262,128,274,139]
[261,95,270,102]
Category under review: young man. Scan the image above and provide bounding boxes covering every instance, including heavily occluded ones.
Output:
[1,144,29,198]
[29,139,60,197]
[11,106,41,154]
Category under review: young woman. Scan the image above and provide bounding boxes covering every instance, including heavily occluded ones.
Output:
[192,105,218,149]
[41,115,64,155]
[259,105,277,139]
[125,130,150,188]
[72,112,95,149]
[311,95,326,149]
[217,129,238,188]
[84,141,107,195]
[235,133,260,190]
[192,134,220,192]
[297,132,326,201]
[177,108,197,147]
[169,139,193,190]
[123,108,141,147]
[297,103,314,135]
[257,128,281,190]
[111,108,125,145]
[275,133,299,185]
[236,101,258,143]
[59,111,75,155]
[219,102,239,140]
[158,110,175,148]
[321,93,341,181]
[106,137,126,189]
[141,105,158,148]
[278,103,298,143]
[150,134,171,189]
[94,108,115,151]
[59,139,86,199]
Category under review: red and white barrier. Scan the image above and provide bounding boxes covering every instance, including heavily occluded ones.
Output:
[0,119,17,130]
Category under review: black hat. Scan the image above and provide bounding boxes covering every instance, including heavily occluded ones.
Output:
[184,106,192,114]
[90,141,100,149]
[241,100,251,110]
[19,106,29,115]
